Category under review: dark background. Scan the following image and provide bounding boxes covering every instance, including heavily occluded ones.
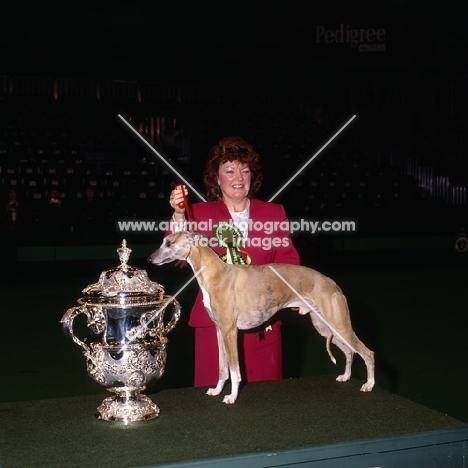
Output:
[2,1,467,173]
[2,1,464,84]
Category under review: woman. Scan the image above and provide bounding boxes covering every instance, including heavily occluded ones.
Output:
[169,136,300,386]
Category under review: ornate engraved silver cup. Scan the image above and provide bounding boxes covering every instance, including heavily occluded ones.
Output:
[61,240,181,422]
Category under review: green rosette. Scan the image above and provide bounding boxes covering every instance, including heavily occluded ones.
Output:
[213,222,250,265]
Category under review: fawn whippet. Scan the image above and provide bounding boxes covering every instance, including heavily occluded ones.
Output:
[148,231,375,404]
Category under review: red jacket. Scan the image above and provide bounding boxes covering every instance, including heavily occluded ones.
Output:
[181,199,300,327]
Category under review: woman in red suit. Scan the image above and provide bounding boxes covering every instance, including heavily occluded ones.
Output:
[169,136,300,387]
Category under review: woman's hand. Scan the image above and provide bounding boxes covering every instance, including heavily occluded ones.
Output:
[169,185,188,216]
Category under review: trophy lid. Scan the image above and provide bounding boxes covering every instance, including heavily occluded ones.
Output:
[79,240,165,306]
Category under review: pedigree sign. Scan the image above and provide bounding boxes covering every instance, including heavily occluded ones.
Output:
[316,24,386,52]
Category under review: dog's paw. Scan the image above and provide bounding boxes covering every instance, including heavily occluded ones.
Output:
[360,380,375,392]
[222,394,237,404]
[336,373,351,383]
[206,380,225,396]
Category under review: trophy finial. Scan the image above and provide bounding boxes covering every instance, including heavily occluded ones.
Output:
[117,239,132,270]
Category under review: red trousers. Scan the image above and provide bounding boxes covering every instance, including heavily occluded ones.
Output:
[193,320,283,387]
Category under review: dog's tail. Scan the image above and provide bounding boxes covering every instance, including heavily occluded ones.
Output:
[326,334,337,364]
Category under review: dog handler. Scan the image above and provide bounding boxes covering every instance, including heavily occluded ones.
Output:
[168,136,300,387]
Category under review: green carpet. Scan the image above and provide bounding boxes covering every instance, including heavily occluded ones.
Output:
[0,375,466,468]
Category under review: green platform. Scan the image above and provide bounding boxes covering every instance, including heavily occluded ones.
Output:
[1,376,467,468]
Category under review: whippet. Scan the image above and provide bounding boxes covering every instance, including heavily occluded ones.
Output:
[148,231,375,404]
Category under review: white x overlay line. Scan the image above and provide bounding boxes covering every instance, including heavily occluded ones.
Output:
[268,114,356,202]
[128,266,205,345]
[268,265,358,354]
[118,114,207,202]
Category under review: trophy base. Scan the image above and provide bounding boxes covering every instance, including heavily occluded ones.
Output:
[96,386,160,422]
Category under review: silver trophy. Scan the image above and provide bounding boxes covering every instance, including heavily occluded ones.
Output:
[61,240,181,422]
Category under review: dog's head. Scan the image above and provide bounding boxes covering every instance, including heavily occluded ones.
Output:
[147,231,208,265]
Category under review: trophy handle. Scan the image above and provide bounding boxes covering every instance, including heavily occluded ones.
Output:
[162,298,181,336]
[61,305,105,352]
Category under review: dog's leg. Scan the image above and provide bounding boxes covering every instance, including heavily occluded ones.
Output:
[331,336,375,392]
[206,323,241,404]
[205,325,241,404]
[307,291,375,393]
[353,340,375,392]
[330,292,375,392]
[220,323,242,404]
[206,326,229,397]
[329,337,354,382]
[205,320,242,404]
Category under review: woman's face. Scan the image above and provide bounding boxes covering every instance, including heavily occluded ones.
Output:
[218,160,251,202]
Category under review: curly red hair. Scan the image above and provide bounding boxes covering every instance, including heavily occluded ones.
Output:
[203,136,263,201]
